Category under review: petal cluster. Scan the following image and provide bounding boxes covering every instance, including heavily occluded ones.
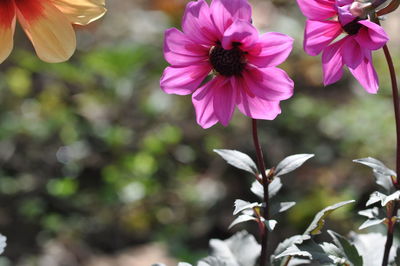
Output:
[297,0,389,93]
[160,0,294,128]
[0,0,106,63]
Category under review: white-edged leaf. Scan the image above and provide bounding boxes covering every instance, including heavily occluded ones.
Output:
[210,231,260,266]
[251,181,263,198]
[373,171,394,193]
[352,232,398,266]
[366,191,387,206]
[275,154,314,176]
[359,218,386,230]
[358,207,379,219]
[276,240,335,264]
[269,178,283,198]
[328,230,363,266]
[271,235,311,266]
[250,178,282,199]
[214,149,258,175]
[383,191,400,206]
[198,257,224,266]
[228,215,256,229]
[233,199,260,215]
[270,202,296,216]
[264,219,277,231]
[319,242,347,264]
[353,157,396,177]
[304,200,355,236]
[0,235,6,255]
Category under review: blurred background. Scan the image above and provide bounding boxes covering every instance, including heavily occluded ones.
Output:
[0,0,399,265]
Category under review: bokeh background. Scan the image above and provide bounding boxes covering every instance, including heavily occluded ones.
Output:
[0,0,399,265]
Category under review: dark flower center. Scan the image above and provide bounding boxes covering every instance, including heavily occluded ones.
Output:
[209,44,246,77]
[342,18,362,35]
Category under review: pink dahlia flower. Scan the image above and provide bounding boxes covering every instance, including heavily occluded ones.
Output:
[297,0,389,93]
[160,0,294,128]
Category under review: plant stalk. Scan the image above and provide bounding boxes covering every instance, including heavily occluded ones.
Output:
[251,119,270,266]
[380,40,400,266]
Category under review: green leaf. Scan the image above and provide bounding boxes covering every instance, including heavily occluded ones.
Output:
[328,230,363,266]
[275,154,314,176]
[270,202,296,216]
[304,200,355,236]
[214,149,258,175]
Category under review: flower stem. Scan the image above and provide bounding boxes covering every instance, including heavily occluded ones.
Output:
[380,41,400,266]
[251,119,270,266]
[381,44,400,186]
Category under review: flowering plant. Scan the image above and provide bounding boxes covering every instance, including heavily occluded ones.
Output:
[157,0,400,265]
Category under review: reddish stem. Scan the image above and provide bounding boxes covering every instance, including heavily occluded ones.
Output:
[252,119,270,266]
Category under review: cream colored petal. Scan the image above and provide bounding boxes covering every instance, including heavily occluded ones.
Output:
[0,2,16,64]
[51,0,106,25]
[0,18,16,63]
[16,0,76,63]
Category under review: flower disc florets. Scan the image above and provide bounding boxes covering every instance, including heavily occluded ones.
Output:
[210,44,246,76]
[342,18,363,35]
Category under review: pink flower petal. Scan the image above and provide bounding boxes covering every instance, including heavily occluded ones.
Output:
[221,20,258,50]
[192,77,224,128]
[160,64,211,95]
[213,78,237,126]
[243,66,294,101]
[236,87,282,120]
[304,19,342,56]
[247,32,293,67]
[355,20,389,50]
[342,37,363,69]
[322,38,346,86]
[164,28,209,67]
[182,0,219,45]
[349,52,379,93]
[336,0,354,6]
[296,0,336,20]
[210,0,252,36]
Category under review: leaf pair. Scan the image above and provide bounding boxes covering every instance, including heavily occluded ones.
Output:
[273,200,356,265]
[214,149,314,180]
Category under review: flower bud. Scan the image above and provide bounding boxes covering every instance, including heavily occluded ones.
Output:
[350,1,372,17]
